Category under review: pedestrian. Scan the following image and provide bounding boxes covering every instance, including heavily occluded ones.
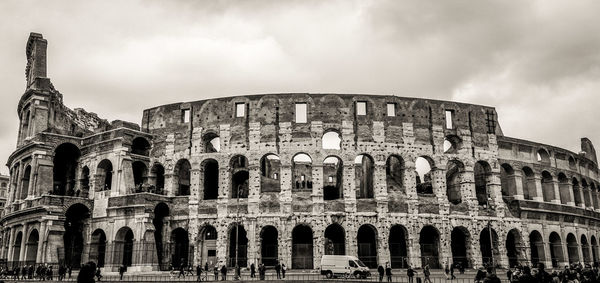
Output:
[204,262,209,273]
[118,264,126,280]
[178,261,186,278]
[385,262,392,282]
[377,264,385,282]
[250,263,256,278]
[423,265,432,283]
[95,267,102,281]
[450,263,456,280]
[483,266,501,283]
[259,263,266,280]
[197,264,202,281]
[275,261,281,279]
[407,265,415,283]
[77,262,96,283]
[21,265,26,280]
[46,265,53,281]
[213,264,219,281]
[445,263,450,280]
[220,264,227,281]
[282,263,286,279]
[68,265,72,279]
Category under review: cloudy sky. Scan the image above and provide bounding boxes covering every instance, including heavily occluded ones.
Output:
[1,0,599,175]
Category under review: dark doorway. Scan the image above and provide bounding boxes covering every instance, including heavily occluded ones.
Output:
[451,227,469,268]
[324,224,345,255]
[203,159,219,199]
[420,226,440,268]
[90,229,107,267]
[64,204,90,268]
[357,225,378,268]
[260,226,278,266]
[480,227,499,266]
[529,231,545,266]
[228,225,248,267]
[171,228,189,268]
[153,203,169,270]
[53,143,81,195]
[389,225,408,268]
[292,225,313,269]
[506,229,522,267]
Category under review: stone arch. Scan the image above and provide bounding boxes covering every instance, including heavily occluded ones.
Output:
[203,132,220,153]
[357,224,378,268]
[537,148,551,164]
[355,154,375,198]
[324,223,345,256]
[90,229,107,267]
[323,156,343,200]
[25,229,39,263]
[419,225,441,268]
[80,166,90,196]
[446,160,465,204]
[549,231,564,267]
[451,226,471,268]
[198,224,218,266]
[415,156,434,195]
[541,171,555,202]
[591,235,599,263]
[474,161,492,206]
[500,163,517,197]
[521,167,536,200]
[389,225,409,268]
[54,143,81,195]
[149,163,165,194]
[292,153,313,190]
[228,224,248,267]
[573,177,583,206]
[230,155,249,198]
[566,233,579,264]
[260,225,279,266]
[132,161,148,189]
[260,154,281,192]
[174,159,191,196]
[291,224,314,269]
[12,231,22,263]
[115,226,135,267]
[96,159,113,191]
[581,234,592,264]
[322,130,341,150]
[529,230,545,266]
[506,229,524,267]
[480,227,499,266]
[153,202,169,268]
[64,203,90,268]
[20,165,31,200]
[170,227,190,268]
[558,173,571,205]
[202,159,219,199]
[386,155,405,193]
[131,137,151,156]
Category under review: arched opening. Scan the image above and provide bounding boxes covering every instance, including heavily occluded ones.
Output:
[292,154,313,190]
[260,226,278,266]
[443,135,462,154]
[581,235,592,264]
[420,225,440,268]
[90,229,107,267]
[389,225,409,268]
[230,155,249,198]
[53,143,81,195]
[25,229,39,264]
[479,227,499,266]
[150,163,165,194]
[115,227,135,267]
[566,233,579,264]
[474,161,492,206]
[323,156,343,200]
[386,155,405,192]
[203,133,220,153]
[203,159,219,199]
[357,225,378,268]
[537,149,550,164]
[12,232,22,263]
[324,224,345,256]
[153,203,169,269]
[170,228,189,268]
[228,225,248,267]
[541,171,555,202]
[573,178,583,206]
[20,165,31,199]
[199,225,217,267]
[446,160,464,204]
[591,236,599,263]
[506,229,523,268]
[260,154,281,192]
[64,203,90,268]
[96,159,113,191]
[529,231,545,266]
[522,167,536,200]
[322,131,341,150]
[549,232,564,268]
[558,173,571,205]
[569,156,577,169]
[592,183,599,209]
[80,166,90,196]
[132,161,148,190]
[500,164,516,197]
[415,157,434,195]
[355,154,375,198]
[582,179,592,207]
[451,227,470,269]
[175,159,191,196]
[292,225,313,269]
[131,137,151,156]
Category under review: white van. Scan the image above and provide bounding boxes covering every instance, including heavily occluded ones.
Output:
[320,255,371,279]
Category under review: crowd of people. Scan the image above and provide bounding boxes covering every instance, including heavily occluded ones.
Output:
[0,264,73,280]
[505,262,600,283]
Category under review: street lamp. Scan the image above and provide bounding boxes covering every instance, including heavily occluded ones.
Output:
[234,184,245,280]
[484,189,496,272]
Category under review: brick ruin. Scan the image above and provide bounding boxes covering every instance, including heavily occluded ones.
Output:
[1,32,599,272]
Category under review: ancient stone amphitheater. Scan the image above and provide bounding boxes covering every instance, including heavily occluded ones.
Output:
[2,33,599,272]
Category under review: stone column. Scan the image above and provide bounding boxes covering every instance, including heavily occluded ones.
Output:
[533,174,544,202]
[19,224,28,262]
[312,164,324,215]
[565,182,576,206]
[35,221,47,263]
[6,228,15,263]
[552,180,561,204]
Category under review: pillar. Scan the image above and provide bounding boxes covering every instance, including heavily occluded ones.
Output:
[512,171,524,200]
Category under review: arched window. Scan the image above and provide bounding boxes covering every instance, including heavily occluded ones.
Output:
[260,154,281,192]
[97,160,113,191]
[202,159,219,199]
[537,149,550,164]
[446,160,464,204]
[522,167,536,200]
[231,155,248,198]
[20,165,31,200]
[203,133,220,153]
[323,156,343,200]
[558,173,571,205]
[415,157,434,195]
[500,164,516,197]
[322,131,341,150]
[80,166,90,196]
[175,159,191,196]
[386,155,404,192]
[474,161,492,206]
[541,171,555,202]
[573,178,583,206]
[53,143,81,195]
[150,163,165,194]
[292,154,312,190]
[443,135,462,154]
[131,137,151,156]
[132,161,148,192]
[355,154,374,198]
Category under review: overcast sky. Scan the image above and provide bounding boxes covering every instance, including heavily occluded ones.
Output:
[1,0,599,175]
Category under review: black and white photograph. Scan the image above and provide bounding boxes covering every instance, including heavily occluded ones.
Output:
[0,1,599,282]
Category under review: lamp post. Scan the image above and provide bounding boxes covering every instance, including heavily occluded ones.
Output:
[485,187,496,272]
[234,184,244,280]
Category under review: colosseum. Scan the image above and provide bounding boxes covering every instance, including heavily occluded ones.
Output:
[1,32,599,273]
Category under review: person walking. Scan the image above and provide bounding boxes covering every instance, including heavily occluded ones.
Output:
[407,265,416,283]
[196,264,202,281]
[282,263,286,279]
[178,261,186,278]
[450,263,456,280]
[95,267,102,282]
[377,264,385,282]
[118,264,126,280]
[259,263,266,280]
[423,265,432,283]
[445,264,450,280]
[213,263,219,281]
[275,261,281,279]
[385,263,392,282]
[250,263,256,278]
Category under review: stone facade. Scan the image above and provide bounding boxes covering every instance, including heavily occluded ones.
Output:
[1,33,599,272]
